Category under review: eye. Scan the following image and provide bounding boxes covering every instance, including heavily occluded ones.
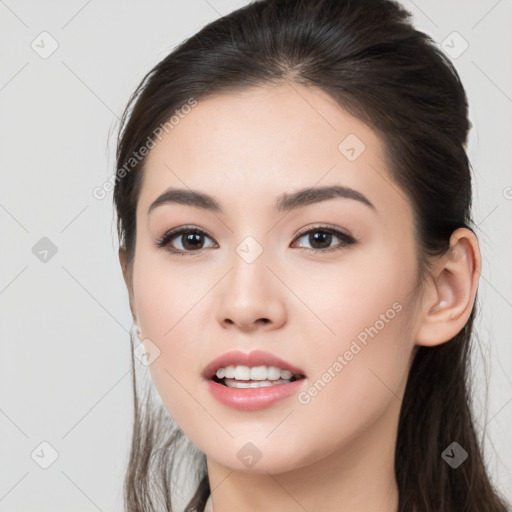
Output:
[154,226,217,255]
[291,225,357,253]
[154,224,357,256]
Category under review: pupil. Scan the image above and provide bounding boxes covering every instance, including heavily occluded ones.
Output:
[182,232,203,250]
[310,231,331,249]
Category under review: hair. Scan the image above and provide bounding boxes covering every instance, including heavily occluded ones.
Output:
[112,0,511,510]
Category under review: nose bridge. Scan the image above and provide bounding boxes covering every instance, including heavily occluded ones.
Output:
[228,234,272,302]
[226,214,272,279]
[216,233,286,330]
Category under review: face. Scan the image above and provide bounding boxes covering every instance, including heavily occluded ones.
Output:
[126,83,423,474]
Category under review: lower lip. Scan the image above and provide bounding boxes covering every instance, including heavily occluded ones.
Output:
[205,378,306,411]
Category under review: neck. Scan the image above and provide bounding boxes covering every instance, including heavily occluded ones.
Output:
[205,396,401,512]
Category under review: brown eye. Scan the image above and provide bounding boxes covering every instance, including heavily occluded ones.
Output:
[154,224,356,256]
[154,226,216,254]
[292,226,356,253]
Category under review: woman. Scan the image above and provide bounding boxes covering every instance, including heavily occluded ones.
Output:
[113,0,511,510]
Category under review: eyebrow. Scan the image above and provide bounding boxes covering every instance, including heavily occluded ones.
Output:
[147,185,376,215]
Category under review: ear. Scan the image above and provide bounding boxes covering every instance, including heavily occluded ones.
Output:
[415,227,481,347]
[118,247,137,324]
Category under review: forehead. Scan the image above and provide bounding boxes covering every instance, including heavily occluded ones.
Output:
[139,83,411,221]
[144,82,383,173]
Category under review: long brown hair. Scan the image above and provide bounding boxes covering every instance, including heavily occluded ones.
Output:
[113,0,511,510]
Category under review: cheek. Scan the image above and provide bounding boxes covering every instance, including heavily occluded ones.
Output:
[132,246,211,339]
[290,244,414,383]
[298,253,416,419]
[278,270,415,469]
[300,303,411,420]
[131,252,215,428]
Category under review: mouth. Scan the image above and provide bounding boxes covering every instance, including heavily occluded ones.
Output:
[202,350,306,389]
[203,350,307,411]
[211,366,306,389]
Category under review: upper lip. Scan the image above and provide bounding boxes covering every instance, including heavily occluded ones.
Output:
[202,350,306,380]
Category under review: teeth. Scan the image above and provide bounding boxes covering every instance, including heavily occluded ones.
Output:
[215,365,296,381]
[224,378,293,388]
[250,365,268,380]
[234,366,250,380]
[223,365,236,379]
[267,366,281,380]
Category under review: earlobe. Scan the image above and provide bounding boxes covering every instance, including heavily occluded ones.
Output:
[415,228,481,347]
[134,323,144,341]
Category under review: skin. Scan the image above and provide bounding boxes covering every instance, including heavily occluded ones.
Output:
[119,82,481,512]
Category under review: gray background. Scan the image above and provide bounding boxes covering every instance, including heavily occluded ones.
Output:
[1,0,511,510]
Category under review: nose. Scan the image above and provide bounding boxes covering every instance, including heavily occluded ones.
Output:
[215,247,287,332]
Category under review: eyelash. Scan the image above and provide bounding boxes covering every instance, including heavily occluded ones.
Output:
[153,224,357,256]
